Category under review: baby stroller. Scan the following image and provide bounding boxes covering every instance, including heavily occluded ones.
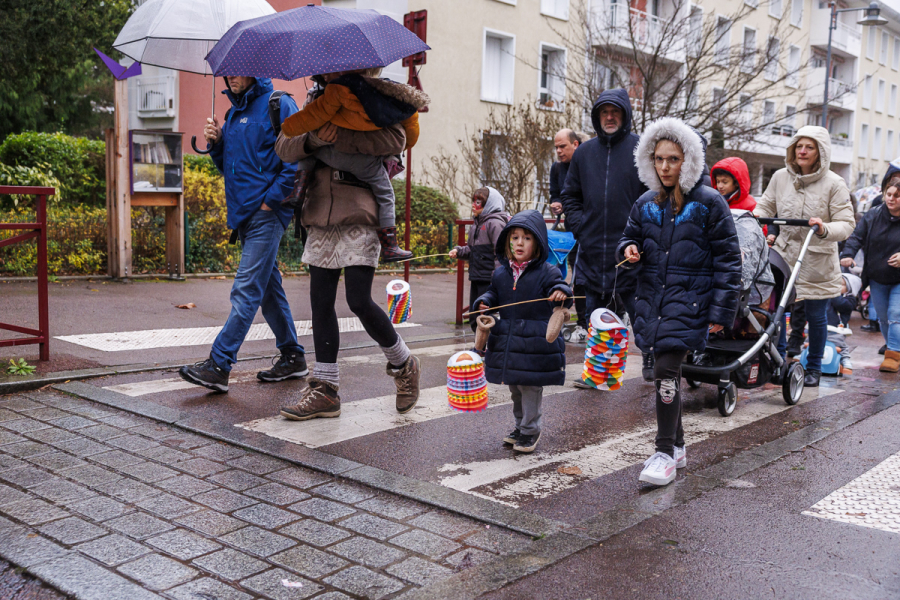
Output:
[681,216,815,417]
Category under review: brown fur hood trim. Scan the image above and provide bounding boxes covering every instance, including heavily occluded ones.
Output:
[364,76,430,110]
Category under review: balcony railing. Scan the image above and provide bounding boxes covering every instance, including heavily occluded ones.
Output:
[136,76,176,118]
[594,2,679,57]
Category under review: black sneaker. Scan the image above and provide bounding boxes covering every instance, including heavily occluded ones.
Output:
[804,369,821,387]
[879,344,887,356]
[258,352,309,382]
[861,321,881,333]
[503,429,521,445]
[642,353,655,382]
[179,358,229,392]
[513,432,540,453]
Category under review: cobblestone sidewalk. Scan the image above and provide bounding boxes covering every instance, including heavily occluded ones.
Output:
[0,390,531,599]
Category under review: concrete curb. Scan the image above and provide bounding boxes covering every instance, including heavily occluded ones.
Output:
[0,331,466,395]
[51,380,566,539]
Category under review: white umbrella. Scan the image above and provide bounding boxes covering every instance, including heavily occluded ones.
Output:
[113,0,276,74]
[113,0,276,152]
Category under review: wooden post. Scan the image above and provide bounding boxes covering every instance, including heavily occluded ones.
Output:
[165,194,185,278]
[112,78,132,279]
[104,128,117,277]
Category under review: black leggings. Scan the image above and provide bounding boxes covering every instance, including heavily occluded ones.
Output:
[653,349,688,457]
[309,265,399,363]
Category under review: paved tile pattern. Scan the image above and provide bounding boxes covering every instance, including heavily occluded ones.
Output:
[803,450,900,535]
[0,390,530,598]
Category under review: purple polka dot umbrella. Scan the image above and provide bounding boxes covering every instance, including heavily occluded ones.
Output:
[205,5,430,80]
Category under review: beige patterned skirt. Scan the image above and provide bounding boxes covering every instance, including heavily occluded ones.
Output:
[302,224,380,269]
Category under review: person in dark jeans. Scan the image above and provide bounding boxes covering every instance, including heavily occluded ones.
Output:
[450,187,509,332]
[618,117,741,487]
[560,90,650,377]
[786,300,807,357]
[179,76,306,392]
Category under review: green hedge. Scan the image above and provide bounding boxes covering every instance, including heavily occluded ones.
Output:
[0,132,105,206]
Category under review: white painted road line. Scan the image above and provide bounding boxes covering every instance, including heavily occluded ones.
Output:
[102,343,473,398]
[803,450,900,535]
[57,318,420,352]
[234,356,644,448]
[438,386,843,506]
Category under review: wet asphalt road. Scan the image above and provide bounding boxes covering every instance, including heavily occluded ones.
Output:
[4,276,900,597]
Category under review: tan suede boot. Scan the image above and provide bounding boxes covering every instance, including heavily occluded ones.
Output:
[280,378,341,420]
[388,355,421,413]
[879,350,900,373]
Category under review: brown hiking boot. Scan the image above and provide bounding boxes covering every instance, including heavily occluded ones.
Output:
[880,350,900,373]
[280,378,341,420]
[387,355,421,413]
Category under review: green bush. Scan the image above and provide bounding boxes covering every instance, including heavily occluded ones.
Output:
[0,132,105,205]
[392,179,458,224]
[0,163,65,206]
[184,154,220,178]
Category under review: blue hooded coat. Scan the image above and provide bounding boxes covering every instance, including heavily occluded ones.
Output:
[209,78,299,230]
[474,210,573,387]
[616,118,741,355]
[560,89,648,293]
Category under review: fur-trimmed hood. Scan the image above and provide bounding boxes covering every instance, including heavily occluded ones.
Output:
[364,76,430,110]
[634,117,706,194]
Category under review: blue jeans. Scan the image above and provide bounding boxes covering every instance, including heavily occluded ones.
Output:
[869,295,878,322]
[868,281,900,351]
[211,209,303,371]
[802,298,830,373]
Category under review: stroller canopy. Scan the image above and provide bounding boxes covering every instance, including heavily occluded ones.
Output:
[731,209,774,305]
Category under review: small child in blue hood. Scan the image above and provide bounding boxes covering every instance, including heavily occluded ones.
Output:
[474,210,572,453]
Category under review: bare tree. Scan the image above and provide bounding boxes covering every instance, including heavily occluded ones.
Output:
[425,100,574,215]
[544,0,851,164]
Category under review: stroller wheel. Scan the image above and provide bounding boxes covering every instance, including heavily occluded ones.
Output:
[563,328,572,342]
[717,383,737,417]
[685,379,701,389]
[783,362,805,405]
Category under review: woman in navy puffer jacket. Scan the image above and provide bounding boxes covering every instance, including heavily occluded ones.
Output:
[617,117,741,487]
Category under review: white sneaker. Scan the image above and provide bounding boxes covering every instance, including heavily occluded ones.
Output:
[572,325,587,342]
[639,452,677,486]
[674,445,686,468]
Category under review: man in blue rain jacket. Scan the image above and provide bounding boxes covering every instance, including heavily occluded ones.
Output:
[179,76,307,392]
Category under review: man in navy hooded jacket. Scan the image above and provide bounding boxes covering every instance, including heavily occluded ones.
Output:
[560,89,651,379]
[179,76,307,393]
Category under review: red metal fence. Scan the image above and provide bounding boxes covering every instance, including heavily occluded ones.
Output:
[0,186,53,360]
[455,217,560,326]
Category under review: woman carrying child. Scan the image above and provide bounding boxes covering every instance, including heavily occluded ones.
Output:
[840,181,900,372]
[618,117,742,487]
[475,210,572,454]
[450,187,510,332]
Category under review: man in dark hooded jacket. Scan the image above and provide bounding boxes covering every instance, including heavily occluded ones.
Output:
[560,88,650,379]
[178,76,307,392]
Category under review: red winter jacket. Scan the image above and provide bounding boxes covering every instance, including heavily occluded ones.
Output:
[711,157,766,235]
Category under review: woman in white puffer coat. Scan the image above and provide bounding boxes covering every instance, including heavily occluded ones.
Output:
[754,125,855,387]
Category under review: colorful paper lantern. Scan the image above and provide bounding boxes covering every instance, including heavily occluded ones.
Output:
[386,280,411,324]
[580,308,629,390]
[447,351,488,412]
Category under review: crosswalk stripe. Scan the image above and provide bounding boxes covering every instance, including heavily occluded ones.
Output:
[236,357,644,447]
[57,318,420,352]
[437,386,842,506]
[102,343,472,398]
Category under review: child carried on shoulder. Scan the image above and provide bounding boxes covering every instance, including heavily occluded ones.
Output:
[281,68,430,262]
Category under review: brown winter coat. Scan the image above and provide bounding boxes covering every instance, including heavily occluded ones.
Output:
[755,126,856,300]
[274,124,406,228]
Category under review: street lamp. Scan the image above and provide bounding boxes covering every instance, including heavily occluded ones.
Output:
[822,2,889,127]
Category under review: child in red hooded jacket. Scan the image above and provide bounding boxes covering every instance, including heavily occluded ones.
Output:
[711,156,766,236]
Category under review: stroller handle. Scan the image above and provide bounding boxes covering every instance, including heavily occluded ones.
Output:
[756,218,814,227]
